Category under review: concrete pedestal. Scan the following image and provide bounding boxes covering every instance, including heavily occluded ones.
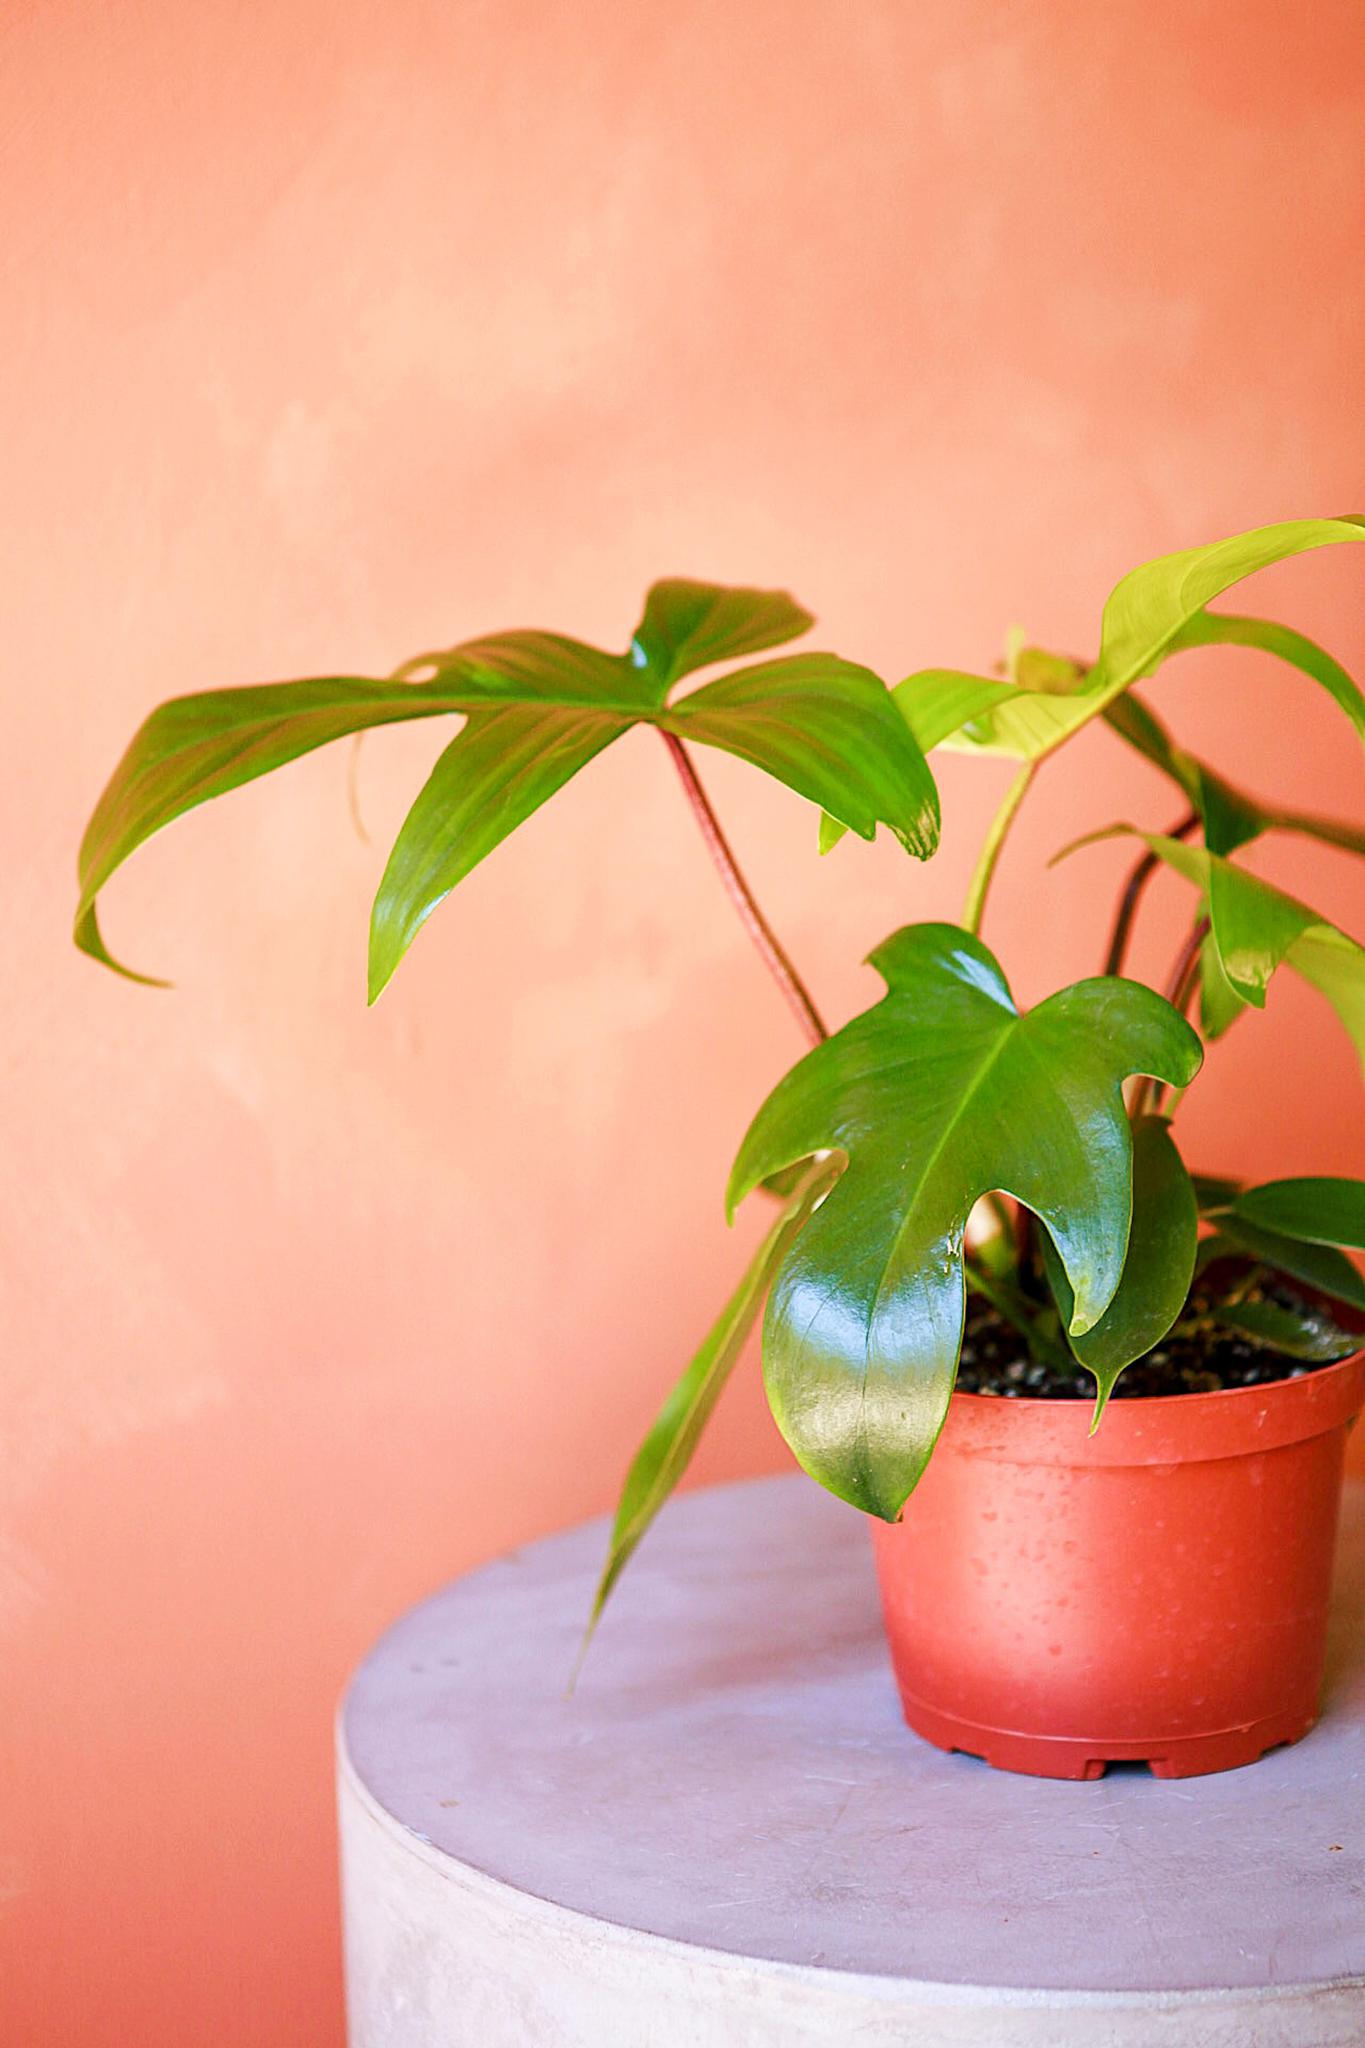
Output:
[338,1476,1365,2046]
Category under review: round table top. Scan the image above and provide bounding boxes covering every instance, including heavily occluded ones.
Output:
[341,1474,1365,1998]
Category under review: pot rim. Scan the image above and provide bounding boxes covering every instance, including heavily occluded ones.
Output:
[941,1347,1365,1466]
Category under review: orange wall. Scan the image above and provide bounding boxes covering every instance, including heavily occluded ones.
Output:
[5,2,1365,2041]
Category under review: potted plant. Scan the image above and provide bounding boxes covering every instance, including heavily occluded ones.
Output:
[76,517,1365,1780]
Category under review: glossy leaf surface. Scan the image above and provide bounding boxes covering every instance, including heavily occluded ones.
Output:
[1072,829,1365,1068]
[369,701,635,999]
[727,925,1202,1518]
[1234,1177,1365,1249]
[1041,1115,1198,1422]
[584,1157,842,1642]
[77,579,940,994]
[915,518,1365,762]
[629,578,813,686]
[1211,1298,1359,1362]
[1213,1213,1365,1313]
[1102,690,1365,861]
[75,676,470,981]
[664,655,939,857]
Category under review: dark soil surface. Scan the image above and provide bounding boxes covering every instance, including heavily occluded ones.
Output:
[957,1275,1355,1400]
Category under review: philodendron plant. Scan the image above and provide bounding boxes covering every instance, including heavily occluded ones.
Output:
[76,518,1365,1636]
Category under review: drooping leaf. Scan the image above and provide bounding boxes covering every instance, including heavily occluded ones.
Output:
[664,655,939,857]
[1063,829,1365,1070]
[919,518,1365,763]
[75,677,474,981]
[1213,1213,1365,1312]
[369,701,636,1000]
[582,1155,842,1646]
[1211,1298,1359,1362]
[726,924,1202,1519]
[1102,689,1365,861]
[1233,1177,1365,1250]
[1162,611,1365,748]
[1040,1115,1198,1424]
[77,578,941,996]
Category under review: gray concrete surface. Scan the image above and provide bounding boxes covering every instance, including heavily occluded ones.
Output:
[339,1474,1365,2045]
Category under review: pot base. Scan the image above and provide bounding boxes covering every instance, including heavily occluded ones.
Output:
[898,1689,1318,1781]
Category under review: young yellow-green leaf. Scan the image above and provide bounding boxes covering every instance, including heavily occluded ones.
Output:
[582,1155,842,1646]
[924,518,1365,762]
[726,925,1202,1519]
[1040,1115,1198,1425]
[1212,1298,1358,1362]
[665,655,940,858]
[1162,612,1365,748]
[1234,1178,1365,1250]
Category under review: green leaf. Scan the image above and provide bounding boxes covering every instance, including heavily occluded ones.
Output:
[922,518,1365,762]
[1163,611,1365,749]
[629,579,813,688]
[369,701,634,1001]
[1198,924,1245,1039]
[1065,829,1365,1070]
[1233,1178,1365,1250]
[726,925,1202,1519]
[1214,1213,1365,1313]
[1102,688,1365,861]
[819,669,1015,852]
[665,655,940,857]
[895,671,1022,753]
[77,578,941,996]
[1191,1171,1243,1214]
[582,1156,842,1645]
[1040,1115,1198,1423]
[74,677,471,981]
[1211,1298,1359,1363]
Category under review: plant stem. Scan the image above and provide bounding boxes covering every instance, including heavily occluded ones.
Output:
[965,1256,1071,1371]
[962,762,1037,938]
[1134,912,1210,1118]
[662,732,828,1048]
[1163,913,1210,1014]
[1103,808,1198,976]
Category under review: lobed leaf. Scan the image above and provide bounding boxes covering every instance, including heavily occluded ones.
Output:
[77,579,940,996]
[727,924,1202,1519]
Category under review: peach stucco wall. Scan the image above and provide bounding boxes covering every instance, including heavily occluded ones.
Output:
[5,2,1364,2040]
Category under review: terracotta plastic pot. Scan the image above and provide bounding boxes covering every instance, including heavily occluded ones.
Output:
[871,1351,1365,1780]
